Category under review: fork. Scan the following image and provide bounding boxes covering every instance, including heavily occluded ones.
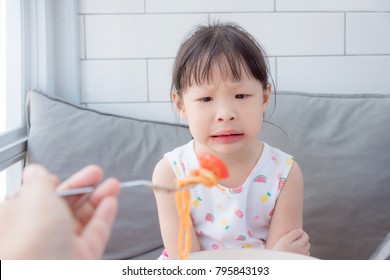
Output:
[56,179,192,198]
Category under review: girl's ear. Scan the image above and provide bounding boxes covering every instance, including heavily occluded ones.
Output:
[262,83,272,111]
[172,91,187,119]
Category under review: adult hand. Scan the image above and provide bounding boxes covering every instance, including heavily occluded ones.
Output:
[0,164,120,259]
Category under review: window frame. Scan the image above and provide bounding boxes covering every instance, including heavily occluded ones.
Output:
[0,0,80,194]
[0,127,27,171]
[0,0,26,173]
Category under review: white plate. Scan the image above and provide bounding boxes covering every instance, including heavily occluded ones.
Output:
[188,248,317,260]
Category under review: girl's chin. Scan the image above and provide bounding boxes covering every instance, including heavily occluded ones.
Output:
[206,142,250,155]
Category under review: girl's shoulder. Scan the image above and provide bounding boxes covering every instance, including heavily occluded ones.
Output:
[164,140,194,158]
[260,142,294,167]
[152,157,176,187]
[154,142,195,183]
[164,140,199,178]
[256,142,296,184]
[262,142,293,159]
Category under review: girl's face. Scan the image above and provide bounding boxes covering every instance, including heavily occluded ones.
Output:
[173,68,270,156]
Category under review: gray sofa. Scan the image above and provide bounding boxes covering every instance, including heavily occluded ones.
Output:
[26,90,390,260]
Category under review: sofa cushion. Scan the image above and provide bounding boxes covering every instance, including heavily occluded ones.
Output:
[26,90,192,259]
[26,90,390,260]
[261,92,390,260]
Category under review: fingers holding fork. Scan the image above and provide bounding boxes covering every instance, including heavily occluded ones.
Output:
[56,165,120,233]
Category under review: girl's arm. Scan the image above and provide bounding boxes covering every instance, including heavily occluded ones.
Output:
[265,161,309,254]
[152,157,201,259]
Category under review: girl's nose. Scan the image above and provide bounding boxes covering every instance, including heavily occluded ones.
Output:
[216,107,237,122]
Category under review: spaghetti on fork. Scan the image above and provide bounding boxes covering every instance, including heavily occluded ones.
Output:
[175,152,229,260]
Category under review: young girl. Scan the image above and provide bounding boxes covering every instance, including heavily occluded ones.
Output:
[153,22,310,259]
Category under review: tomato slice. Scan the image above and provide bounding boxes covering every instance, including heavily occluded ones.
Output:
[197,152,229,179]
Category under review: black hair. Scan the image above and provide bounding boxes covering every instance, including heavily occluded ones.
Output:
[172,22,270,96]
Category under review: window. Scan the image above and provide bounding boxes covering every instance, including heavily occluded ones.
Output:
[0,0,80,201]
[0,0,23,135]
[0,161,23,199]
[0,0,25,201]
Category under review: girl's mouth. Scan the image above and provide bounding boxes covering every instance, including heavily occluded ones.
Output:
[211,133,244,143]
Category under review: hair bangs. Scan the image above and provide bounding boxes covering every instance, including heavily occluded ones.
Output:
[172,22,269,95]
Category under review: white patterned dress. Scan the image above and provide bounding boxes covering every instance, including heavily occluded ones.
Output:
[159,140,294,258]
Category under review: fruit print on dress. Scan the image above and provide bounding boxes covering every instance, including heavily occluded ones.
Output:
[172,161,183,177]
[221,219,230,230]
[252,215,260,221]
[205,213,215,223]
[229,186,243,194]
[192,197,202,207]
[181,161,186,173]
[260,192,271,203]
[278,178,286,191]
[254,175,267,183]
[235,235,246,241]
[234,208,244,219]
[271,155,279,165]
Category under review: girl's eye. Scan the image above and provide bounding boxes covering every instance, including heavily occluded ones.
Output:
[235,94,248,99]
[199,97,213,102]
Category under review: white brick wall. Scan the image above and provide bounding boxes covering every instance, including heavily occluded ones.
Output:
[81,60,148,102]
[79,0,390,122]
[277,56,390,93]
[84,14,208,59]
[145,0,274,13]
[211,13,345,56]
[347,13,390,54]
